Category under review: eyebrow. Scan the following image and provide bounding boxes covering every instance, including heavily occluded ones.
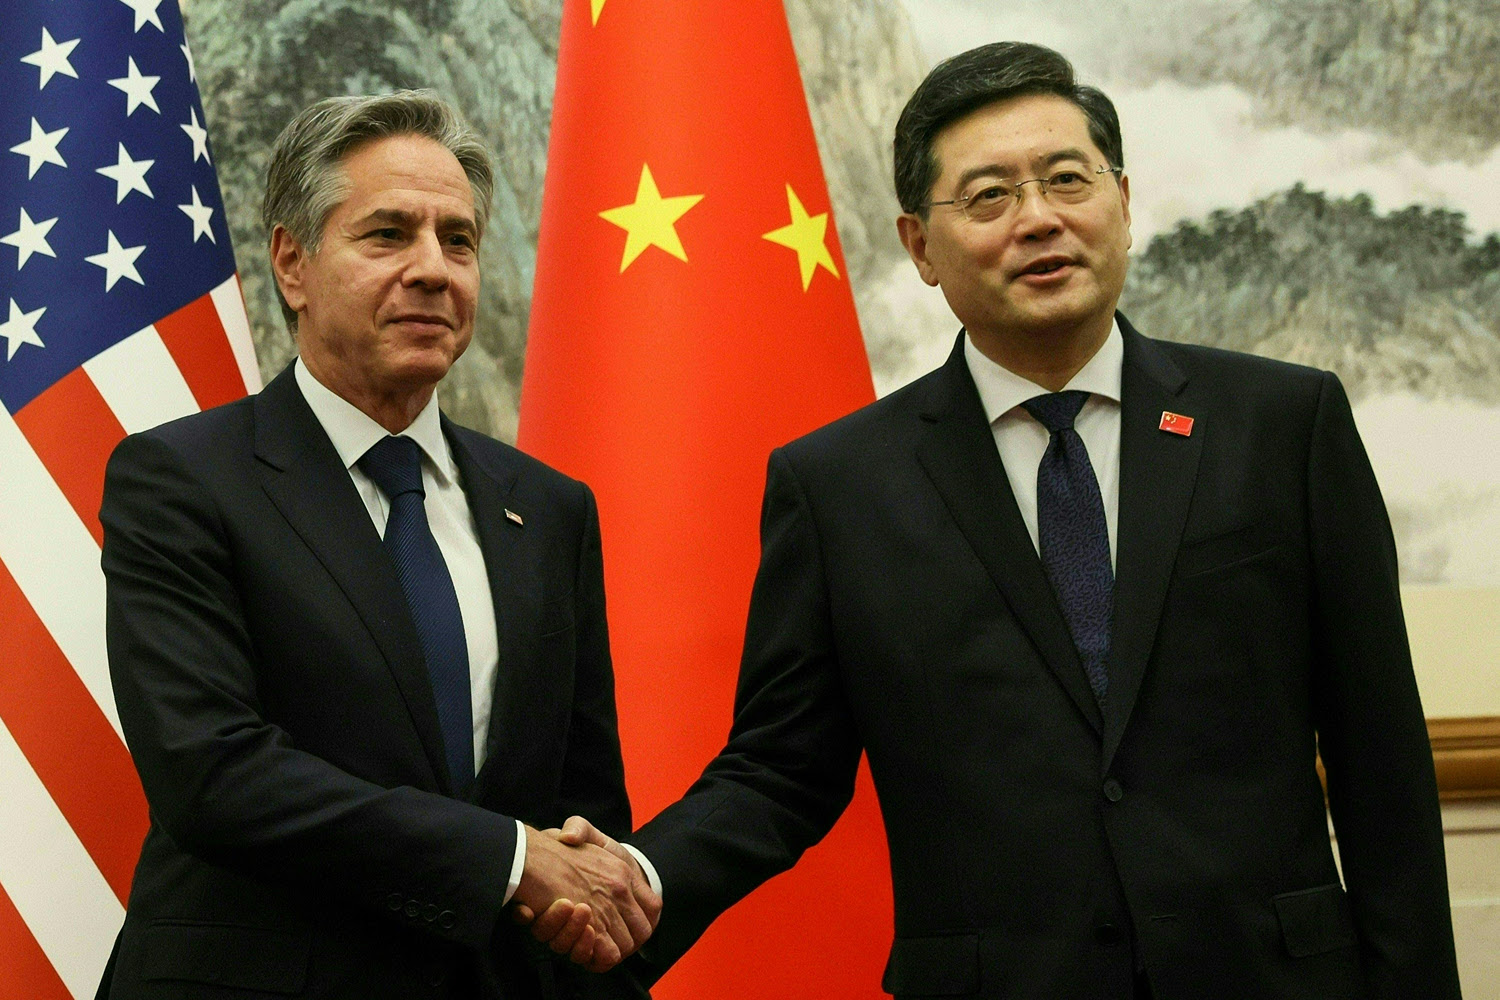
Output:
[951,148,1096,195]
[353,207,478,239]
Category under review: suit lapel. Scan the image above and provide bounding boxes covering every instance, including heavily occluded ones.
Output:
[251,365,453,794]
[915,337,1104,734]
[443,424,534,806]
[1102,318,1203,772]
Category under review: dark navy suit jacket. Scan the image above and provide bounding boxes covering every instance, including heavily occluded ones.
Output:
[98,364,645,1000]
[631,316,1460,1000]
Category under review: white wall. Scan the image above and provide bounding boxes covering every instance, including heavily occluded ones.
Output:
[1445,801,1500,997]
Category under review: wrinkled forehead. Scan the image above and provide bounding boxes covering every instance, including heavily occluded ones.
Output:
[330,134,477,223]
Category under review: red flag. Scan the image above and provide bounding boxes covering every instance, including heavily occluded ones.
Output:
[1158,411,1195,436]
[519,1,889,996]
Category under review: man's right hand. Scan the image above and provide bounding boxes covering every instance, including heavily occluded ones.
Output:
[511,823,660,972]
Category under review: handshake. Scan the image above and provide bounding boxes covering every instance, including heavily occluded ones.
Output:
[511,816,661,972]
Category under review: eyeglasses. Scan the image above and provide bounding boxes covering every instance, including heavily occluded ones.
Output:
[922,164,1123,224]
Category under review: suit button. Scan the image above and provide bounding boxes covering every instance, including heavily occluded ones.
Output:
[1102,778,1123,802]
[1095,922,1123,946]
[386,892,404,911]
[426,963,446,987]
[438,910,456,930]
[422,903,440,923]
[405,900,421,919]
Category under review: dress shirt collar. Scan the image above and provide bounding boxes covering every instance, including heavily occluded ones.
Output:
[293,358,456,485]
[964,317,1124,424]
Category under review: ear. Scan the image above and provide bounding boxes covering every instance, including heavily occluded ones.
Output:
[1118,173,1133,251]
[896,213,941,287]
[269,225,310,315]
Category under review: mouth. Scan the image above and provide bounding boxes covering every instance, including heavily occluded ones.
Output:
[1016,256,1076,278]
[390,315,453,330]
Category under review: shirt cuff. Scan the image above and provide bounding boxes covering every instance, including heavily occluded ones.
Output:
[503,819,526,905]
[621,842,662,898]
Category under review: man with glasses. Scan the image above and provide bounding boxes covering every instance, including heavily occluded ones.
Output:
[548,41,1460,999]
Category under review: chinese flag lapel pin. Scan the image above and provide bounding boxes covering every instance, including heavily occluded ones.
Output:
[505,508,524,526]
[1159,411,1195,437]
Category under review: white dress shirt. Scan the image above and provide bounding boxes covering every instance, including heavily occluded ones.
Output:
[293,360,526,899]
[963,320,1123,568]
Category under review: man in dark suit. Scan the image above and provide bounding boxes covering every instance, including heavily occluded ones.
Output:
[551,42,1462,999]
[98,92,658,999]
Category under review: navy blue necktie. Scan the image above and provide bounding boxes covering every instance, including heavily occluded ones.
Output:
[358,435,474,796]
[1022,391,1113,706]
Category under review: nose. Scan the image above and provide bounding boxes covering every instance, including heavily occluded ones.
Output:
[1010,181,1063,240]
[403,229,450,289]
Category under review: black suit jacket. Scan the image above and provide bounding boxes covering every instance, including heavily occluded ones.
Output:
[630,317,1460,999]
[98,365,644,1000]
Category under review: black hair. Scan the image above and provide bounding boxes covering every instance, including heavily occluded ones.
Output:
[893,42,1123,215]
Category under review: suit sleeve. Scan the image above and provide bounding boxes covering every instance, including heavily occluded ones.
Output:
[1304,372,1462,998]
[508,482,648,1000]
[101,431,516,951]
[629,446,865,970]
[551,485,632,838]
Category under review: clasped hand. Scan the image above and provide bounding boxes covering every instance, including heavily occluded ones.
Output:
[511,816,660,972]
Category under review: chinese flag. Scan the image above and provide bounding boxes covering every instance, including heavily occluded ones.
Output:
[518,0,889,997]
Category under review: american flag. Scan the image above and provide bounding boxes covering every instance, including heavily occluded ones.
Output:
[0,1,258,994]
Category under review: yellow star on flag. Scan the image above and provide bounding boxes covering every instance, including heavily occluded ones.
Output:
[763,184,840,291]
[591,0,606,24]
[599,164,704,273]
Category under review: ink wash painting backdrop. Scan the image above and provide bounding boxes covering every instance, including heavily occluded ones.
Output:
[166,0,1497,994]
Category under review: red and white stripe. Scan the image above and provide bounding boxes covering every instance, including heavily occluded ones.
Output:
[0,274,259,998]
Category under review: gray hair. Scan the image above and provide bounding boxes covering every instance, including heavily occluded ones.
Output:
[261,90,495,331]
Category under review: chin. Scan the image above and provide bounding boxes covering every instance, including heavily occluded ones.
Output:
[1015,293,1111,332]
[385,353,459,390]
[1004,308,1092,337]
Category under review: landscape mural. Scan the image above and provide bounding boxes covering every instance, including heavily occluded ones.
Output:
[179,0,1499,587]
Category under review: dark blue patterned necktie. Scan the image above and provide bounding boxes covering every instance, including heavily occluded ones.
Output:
[1021,391,1113,706]
[358,435,475,796]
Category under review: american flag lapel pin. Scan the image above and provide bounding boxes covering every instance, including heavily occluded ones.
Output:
[505,508,524,526]
[1159,411,1195,437]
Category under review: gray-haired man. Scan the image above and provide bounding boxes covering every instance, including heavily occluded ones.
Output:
[97,91,656,1000]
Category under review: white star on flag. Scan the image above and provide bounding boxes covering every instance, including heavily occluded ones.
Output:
[1,208,59,269]
[9,118,68,179]
[0,298,46,361]
[84,230,147,290]
[107,57,162,116]
[96,143,156,203]
[21,27,80,90]
[118,0,166,33]
[1,0,258,988]
[178,186,215,243]
[181,108,211,164]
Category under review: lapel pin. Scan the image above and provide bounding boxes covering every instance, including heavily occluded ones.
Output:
[504,509,524,526]
[1159,411,1195,437]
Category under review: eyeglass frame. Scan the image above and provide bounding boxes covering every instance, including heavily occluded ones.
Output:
[920,163,1124,221]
